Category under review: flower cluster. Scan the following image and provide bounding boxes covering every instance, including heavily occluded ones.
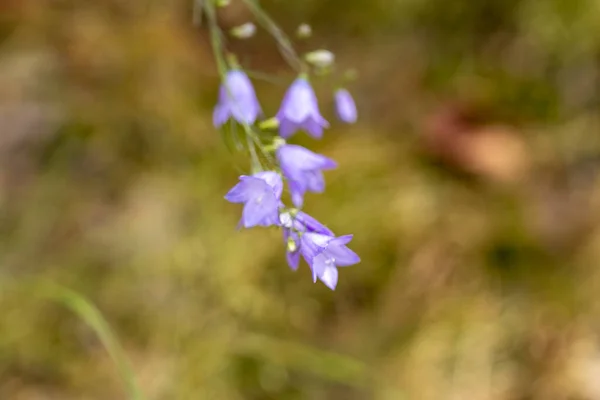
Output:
[206,1,359,290]
[219,72,359,290]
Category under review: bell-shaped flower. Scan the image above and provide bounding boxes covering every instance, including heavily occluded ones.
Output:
[276,144,337,207]
[300,232,360,290]
[276,77,329,139]
[334,88,357,123]
[280,211,359,289]
[224,171,282,228]
[213,69,262,127]
[280,210,333,271]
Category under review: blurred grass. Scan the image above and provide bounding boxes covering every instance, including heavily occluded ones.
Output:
[2,0,600,399]
[33,282,146,400]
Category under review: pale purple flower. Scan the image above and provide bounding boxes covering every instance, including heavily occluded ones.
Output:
[301,233,360,289]
[334,88,357,123]
[281,210,333,271]
[213,70,261,127]
[293,211,334,236]
[281,212,359,290]
[276,77,329,139]
[276,144,337,207]
[224,171,282,228]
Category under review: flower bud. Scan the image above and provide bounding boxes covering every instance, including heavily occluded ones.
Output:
[296,23,312,38]
[304,50,335,68]
[230,22,256,39]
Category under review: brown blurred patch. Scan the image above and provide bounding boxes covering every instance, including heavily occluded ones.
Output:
[422,103,531,185]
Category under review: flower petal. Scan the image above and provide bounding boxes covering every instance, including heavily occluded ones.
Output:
[294,212,334,235]
[319,265,338,290]
[288,180,306,208]
[300,233,328,263]
[303,116,329,139]
[304,232,333,247]
[277,145,337,172]
[220,70,262,125]
[225,175,266,203]
[304,170,325,193]
[277,78,319,123]
[335,89,357,123]
[331,234,353,246]
[327,236,360,267]
[213,104,230,127]
[224,180,249,203]
[329,246,360,267]
[253,171,283,199]
[279,118,299,138]
[286,250,300,271]
[241,191,279,227]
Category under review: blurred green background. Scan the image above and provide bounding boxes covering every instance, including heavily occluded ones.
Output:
[2,0,600,399]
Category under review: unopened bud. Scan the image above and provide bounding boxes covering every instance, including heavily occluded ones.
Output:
[230,22,256,39]
[304,49,335,68]
[296,23,312,39]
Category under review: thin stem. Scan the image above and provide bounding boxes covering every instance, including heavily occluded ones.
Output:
[240,0,304,72]
[251,133,277,167]
[244,69,290,85]
[246,130,262,173]
[203,0,228,75]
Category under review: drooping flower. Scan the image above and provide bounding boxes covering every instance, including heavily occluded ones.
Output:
[276,144,337,207]
[276,77,329,139]
[334,88,357,123]
[280,210,333,271]
[224,171,282,228]
[280,211,359,289]
[213,69,261,127]
[300,233,360,290]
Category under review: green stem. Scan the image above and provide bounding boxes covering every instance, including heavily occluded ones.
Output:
[203,0,228,75]
[246,131,262,173]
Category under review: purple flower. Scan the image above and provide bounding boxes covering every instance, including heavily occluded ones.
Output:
[281,212,359,290]
[213,70,262,127]
[334,88,357,123]
[281,210,333,271]
[293,211,334,235]
[301,233,360,289]
[277,144,337,207]
[224,171,282,228]
[295,231,359,290]
[276,77,329,139]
